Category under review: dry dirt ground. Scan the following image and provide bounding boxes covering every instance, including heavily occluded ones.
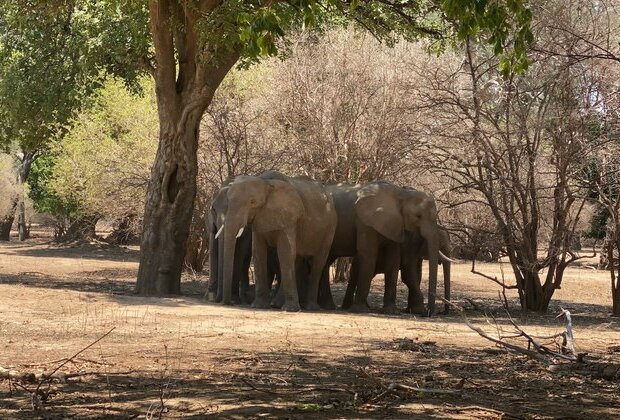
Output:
[0,237,619,419]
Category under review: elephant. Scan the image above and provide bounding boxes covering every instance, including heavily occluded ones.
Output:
[206,180,279,305]
[221,172,337,311]
[349,181,443,315]
[206,181,253,304]
[341,228,452,314]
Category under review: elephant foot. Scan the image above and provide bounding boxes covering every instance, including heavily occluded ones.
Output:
[271,294,285,309]
[252,296,271,309]
[405,305,427,315]
[381,304,400,315]
[282,301,301,312]
[305,301,321,311]
[348,302,370,313]
[319,299,336,311]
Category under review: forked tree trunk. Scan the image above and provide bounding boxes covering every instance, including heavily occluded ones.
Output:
[135,1,240,295]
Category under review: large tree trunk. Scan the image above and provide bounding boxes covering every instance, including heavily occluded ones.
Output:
[518,268,555,313]
[136,119,201,295]
[135,1,241,295]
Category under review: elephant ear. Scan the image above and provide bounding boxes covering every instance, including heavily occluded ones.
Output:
[355,183,404,243]
[254,179,304,233]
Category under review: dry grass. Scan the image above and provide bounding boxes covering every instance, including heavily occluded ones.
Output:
[0,240,618,418]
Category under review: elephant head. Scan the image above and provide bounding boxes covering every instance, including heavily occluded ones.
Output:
[221,175,304,305]
[356,182,441,315]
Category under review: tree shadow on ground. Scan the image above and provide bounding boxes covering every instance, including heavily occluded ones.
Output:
[1,269,618,331]
[0,241,139,263]
[1,342,618,419]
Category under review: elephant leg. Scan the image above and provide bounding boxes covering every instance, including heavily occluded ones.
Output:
[272,257,305,308]
[206,230,218,301]
[271,282,285,308]
[231,239,242,304]
[381,243,400,314]
[277,230,300,312]
[318,260,336,310]
[404,256,425,314]
[251,235,271,309]
[341,257,359,309]
[267,247,280,292]
[305,249,331,311]
[297,257,310,308]
[351,232,379,312]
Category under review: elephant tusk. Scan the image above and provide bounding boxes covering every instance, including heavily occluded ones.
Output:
[438,250,457,263]
[215,224,224,239]
[236,226,245,238]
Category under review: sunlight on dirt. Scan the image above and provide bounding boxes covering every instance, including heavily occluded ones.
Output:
[1,239,618,418]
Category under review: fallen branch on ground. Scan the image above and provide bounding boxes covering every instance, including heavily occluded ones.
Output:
[440,298,620,380]
[0,327,117,411]
[358,366,462,399]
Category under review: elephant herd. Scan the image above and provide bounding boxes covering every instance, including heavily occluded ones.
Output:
[206,171,452,316]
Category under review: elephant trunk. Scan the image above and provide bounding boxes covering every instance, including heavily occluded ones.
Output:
[423,226,439,316]
[222,211,248,305]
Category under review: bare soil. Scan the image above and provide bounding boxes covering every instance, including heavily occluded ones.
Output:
[0,237,619,419]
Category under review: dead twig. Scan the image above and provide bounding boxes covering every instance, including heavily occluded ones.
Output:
[358,367,461,399]
[32,327,116,410]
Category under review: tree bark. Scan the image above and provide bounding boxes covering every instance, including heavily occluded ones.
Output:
[58,215,100,242]
[136,0,241,295]
[16,151,36,241]
[611,236,620,316]
[0,202,16,241]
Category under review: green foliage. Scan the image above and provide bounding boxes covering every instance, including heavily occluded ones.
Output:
[0,0,151,153]
[440,0,533,75]
[46,77,157,222]
[28,154,81,221]
[236,1,532,75]
[0,154,19,217]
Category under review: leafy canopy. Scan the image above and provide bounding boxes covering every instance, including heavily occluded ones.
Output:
[0,0,150,153]
[236,1,532,75]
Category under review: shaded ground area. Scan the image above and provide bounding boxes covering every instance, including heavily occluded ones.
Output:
[0,240,619,418]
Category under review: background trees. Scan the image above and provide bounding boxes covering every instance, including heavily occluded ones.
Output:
[8,0,620,314]
[43,79,157,242]
[0,0,150,240]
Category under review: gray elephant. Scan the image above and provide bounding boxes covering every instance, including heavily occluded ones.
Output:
[341,228,452,314]
[206,181,253,304]
[221,172,337,311]
[349,181,443,315]
[206,180,280,304]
